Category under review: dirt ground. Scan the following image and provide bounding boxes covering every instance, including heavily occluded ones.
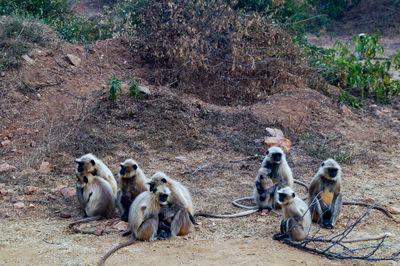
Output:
[1,1,400,265]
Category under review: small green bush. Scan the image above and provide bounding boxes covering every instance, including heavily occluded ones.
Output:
[0,0,70,19]
[108,77,122,102]
[305,32,400,105]
[128,77,140,101]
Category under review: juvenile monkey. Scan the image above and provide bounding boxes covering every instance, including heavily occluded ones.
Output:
[99,185,171,266]
[253,167,281,211]
[148,172,195,237]
[309,158,342,229]
[69,173,115,229]
[117,158,149,221]
[75,153,118,209]
[273,186,311,241]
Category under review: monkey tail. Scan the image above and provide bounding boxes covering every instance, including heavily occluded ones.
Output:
[99,239,136,266]
[293,179,309,200]
[69,216,103,230]
[232,196,258,210]
[341,232,393,243]
[194,209,257,218]
[343,201,400,223]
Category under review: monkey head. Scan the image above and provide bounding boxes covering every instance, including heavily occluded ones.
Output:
[148,172,170,191]
[277,186,295,206]
[265,146,285,166]
[75,153,97,183]
[320,158,341,181]
[118,159,140,180]
[149,184,171,206]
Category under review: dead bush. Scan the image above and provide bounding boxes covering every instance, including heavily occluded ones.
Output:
[136,0,315,105]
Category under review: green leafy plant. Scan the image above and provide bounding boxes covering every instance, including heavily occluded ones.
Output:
[305,32,400,105]
[108,77,122,102]
[128,77,140,101]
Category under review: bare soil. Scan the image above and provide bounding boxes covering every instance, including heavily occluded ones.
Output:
[1,2,400,265]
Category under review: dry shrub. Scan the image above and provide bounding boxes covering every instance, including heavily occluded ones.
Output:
[136,0,313,105]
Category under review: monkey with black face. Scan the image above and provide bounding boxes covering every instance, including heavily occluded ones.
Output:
[75,153,117,210]
[309,158,342,229]
[253,146,294,211]
[99,184,171,265]
[69,173,115,230]
[148,172,195,237]
[117,159,149,222]
[253,168,281,211]
[273,186,311,241]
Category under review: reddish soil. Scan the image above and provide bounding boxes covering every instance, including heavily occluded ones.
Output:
[1,1,400,265]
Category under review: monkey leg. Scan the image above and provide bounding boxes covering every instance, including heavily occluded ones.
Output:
[273,219,290,240]
[119,194,134,222]
[309,196,324,224]
[286,217,306,241]
[170,209,193,237]
[75,182,85,209]
[135,214,159,241]
[323,194,342,229]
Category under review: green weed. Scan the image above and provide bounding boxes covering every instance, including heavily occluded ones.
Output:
[108,77,122,102]
[128,77,140,101]
[305,32,400,105]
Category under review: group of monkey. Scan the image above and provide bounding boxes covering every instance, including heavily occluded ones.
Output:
[72,146,394,265]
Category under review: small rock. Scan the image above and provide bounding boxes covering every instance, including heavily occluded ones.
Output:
[388,206,400,215]
[39,161,51,173]
[375,110,387,119]
[16,128,24,134]
[94,226,103,236]
[65,54,81,66]
[112,221,128,231]
[103,63,111,69]
[265,128,284,138]
[175,156,187,162]
[365,198,375,204]
[0,188,7,195]
[341,105,352,116]
[138,85,151,95]
[28,204,35,210]
[1,139,11,147]
[60,187,76,198]
[25,186,38,195]
[0,163,17,173]
[7,189,15,194]
[21,54,34,64]
[14,202,25,209]
[60,209,72,218]
[47,194,57,201]
[264,137,292,153]
[0,71,5,77]
[256,218,265,223]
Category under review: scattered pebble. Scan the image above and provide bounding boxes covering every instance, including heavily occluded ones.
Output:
[14,202,25,209]
[60,187,76,198]
[60,209,72,218]
[0,162,16,173]
[25,186,38,195]
[47,194,57,201]
[39,161,51,173]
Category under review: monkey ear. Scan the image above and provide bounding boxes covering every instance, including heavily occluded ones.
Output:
[147,181,155,192]
[266,150,269,155]
[84,176,88,183]
[90,160,95,166]
[161,178,167,183]
[133,164,138,170]
[292,192,295,198]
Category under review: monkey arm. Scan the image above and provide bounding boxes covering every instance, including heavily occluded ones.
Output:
[75,181,85,208]
[255,181,265,195]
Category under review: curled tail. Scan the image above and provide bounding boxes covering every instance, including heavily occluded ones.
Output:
[195,209,257,218]
[99,239,136,266]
